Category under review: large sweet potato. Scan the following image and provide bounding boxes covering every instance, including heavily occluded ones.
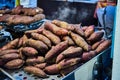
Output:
[44,64,60,75]
[44,21,68,36]
[1,38,19,50]
[84,25,94,38]
[31,33,51,47]
[95,40,111,53]
[52,20,74,31]
[87,31,104,43]
[24,66,48,78]
[56,46,82,63]
[0,53,20,62]
[21,47,38,57]
[4,59,24,69]
[26,56,45,66]
[62,36,75,46]
[58,57,81,69]
[0,49,18,56]
[25,39,48,53]
[70,32,91,51]
[42,29,61,45]
[45,41,68,61]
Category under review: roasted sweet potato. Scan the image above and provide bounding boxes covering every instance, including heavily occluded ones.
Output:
[44,64,60,75]
[1,38,19,50]
[92,39,105,50]
[26,56,45,66]
[70,32,91,51]
[4,59,24,69]
[87,31,104,43]
[62,36,75,46]
[58,57,81,69]
[21,47,38,57]
[44,21,68,36]
[31,33,51,47]
[34,14,45,21]
[52,20,74,31]
[45,41,68,61]
[0,49,19,56]
[84,25,94,38]
[0,53,20,62]
[25,39,48,53]
[24,66,48,78]
[56,46,82,63]
[35,63,48,69]
[42,29,61,45]
[95,40,111,53]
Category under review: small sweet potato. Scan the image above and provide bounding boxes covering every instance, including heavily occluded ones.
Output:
[45,41,68,61]
[25,39,48,53]
[56,46,82,63]
[31,33,51,47]
[92,39,105,50]
[84,25,94,38]
[58,57,81,69]
[4,59,24,69]
[87,31,104,43]
[1,38,19,50]
[44,21,68,36]
[26,56,45,65]
[95,40,111,53]
[21,47,38,57]
[42,29,61,45]
[0,53,20,62]
[70,32,91,51]
[35,63,48,69]
[24,66,48,78]
[62,36,75,46]
[44,64,60,75]
[0,49,19,56]
[17,37,23,48]
[52,20,74,31]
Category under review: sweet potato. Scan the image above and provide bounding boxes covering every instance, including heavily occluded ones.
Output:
[87,31,104,43]
[62,36,75,46]
[70,32,91,51]
[44,21,68,36]
[31,33,51,47]
[34,14,45,21]
[24,66,48,78]
[92,39,105,50]
[52,20,74,31]
[0,49,19,56]
[4,59,24,69]
[44,64,60,75]
[22,35,28,46]
[21,47,38,57]
[26,56,45,65]
[1,38,19,50]
[56,46,82,63]
[35,63,48,69]
[45,41,68,61]
[25,39,48,53]
[17,37,23,48]
[95,40,111,53]
[58,57,81,69]
[84,25,94,38]
[0,53,20,62]
[81,26,88,31]
[42,29,61,45]
[73,25,85,37]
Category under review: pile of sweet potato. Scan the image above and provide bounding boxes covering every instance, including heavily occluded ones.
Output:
[0,20,111,78]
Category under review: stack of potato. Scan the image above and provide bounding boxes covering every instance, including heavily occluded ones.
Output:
[0,20,111,78]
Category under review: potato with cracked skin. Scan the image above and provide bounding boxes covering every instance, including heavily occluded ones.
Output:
[31,33,51,48]
[45,41,68,61]
[42,29,61,45]
[26,56,45,66]
[4,59,24,69]
[70,32,91,51]
[62,36,75,46]
[44,21,68,36]
[24,66,48,78]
